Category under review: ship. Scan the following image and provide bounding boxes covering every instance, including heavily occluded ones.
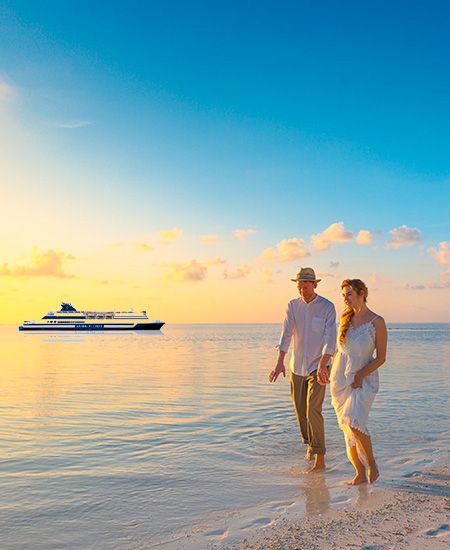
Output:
[19,303,165,331]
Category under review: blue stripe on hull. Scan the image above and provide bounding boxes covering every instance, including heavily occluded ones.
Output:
[19,323,164,331]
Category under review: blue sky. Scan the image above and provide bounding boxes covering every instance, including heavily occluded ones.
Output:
[0,1,449,322]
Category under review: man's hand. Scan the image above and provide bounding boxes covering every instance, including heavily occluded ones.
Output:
[269,363,286,383]
[351,370,364,389]
[317,365,330,385]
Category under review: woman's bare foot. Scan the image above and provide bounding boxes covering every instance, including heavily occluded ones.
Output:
[347,472,367,485]
[305,448,312,462]
[368,463,379,484]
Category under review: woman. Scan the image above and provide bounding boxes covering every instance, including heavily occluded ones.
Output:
[329,279,387,485]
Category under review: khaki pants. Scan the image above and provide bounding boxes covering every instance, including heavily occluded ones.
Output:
[290,370,326,456]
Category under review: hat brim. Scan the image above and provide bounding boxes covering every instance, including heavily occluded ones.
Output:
[291,278,321,282]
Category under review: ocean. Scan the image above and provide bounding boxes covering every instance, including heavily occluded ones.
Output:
[0,324,449,548]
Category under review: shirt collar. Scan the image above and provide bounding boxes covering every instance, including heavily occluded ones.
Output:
[300,294,319,305]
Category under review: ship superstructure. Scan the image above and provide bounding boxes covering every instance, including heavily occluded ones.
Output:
[19,303,164,331]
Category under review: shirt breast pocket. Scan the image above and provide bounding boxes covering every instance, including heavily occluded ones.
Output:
[311,316,325,333]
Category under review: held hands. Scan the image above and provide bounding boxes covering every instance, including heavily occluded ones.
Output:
[269,363,285,383]
[317,365,330,385]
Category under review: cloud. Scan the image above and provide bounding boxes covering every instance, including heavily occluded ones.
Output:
[259,268,275,283]
[261,237,310,264]
[404,270,450,290]
[135,243,154,252]
[329,261,340,269]
[234,228,257,241]
[164,259,207,282]
[430,269,450,289]
[0,78,15,103]
[387,225,422,249]
[0,248,75,278]
[355,230,374,245]
[201,234,220,244]
[157,228,183,243]
[205,257,226,266]
[311,222,353,251]
[224,264,251,279]
[55,120,93,129]
[403,283,426,290]
[429,241,450,265]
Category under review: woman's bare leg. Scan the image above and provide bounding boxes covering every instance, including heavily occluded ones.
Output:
[346,441,367,485]
[350,428,379,484]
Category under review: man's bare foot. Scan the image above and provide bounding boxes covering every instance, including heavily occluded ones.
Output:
[305,448,312,462]
[346,473,367,485]
[306,462,326,473]
[306,455,325,473]
[368,463,379,484]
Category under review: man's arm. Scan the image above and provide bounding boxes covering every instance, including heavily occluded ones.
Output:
[269,303,294,383]
[317,303,337,385]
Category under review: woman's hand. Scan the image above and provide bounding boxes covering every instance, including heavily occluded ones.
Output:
[351,370,364,389]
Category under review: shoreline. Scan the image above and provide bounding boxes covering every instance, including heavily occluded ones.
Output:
[222,461,450,550]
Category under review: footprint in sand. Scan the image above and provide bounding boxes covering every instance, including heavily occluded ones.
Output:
[205,528,229,540]
[239,516,274,530]
[425,523,450,538]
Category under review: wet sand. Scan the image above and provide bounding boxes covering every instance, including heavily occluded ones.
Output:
[224,461,450,550]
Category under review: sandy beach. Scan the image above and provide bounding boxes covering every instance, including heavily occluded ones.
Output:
[225,461,450,550]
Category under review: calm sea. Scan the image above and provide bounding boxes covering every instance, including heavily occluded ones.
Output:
[0,324,449,549]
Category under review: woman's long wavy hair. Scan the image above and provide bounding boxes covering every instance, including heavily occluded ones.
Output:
[339,279,369,343]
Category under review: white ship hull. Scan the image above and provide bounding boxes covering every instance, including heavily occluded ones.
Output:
[19,303,164,331]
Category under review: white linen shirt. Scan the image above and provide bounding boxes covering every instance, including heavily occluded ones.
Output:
[276,295,337,376]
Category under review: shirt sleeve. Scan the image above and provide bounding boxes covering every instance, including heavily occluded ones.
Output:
[276,302,294,352]
[322,303,337,356]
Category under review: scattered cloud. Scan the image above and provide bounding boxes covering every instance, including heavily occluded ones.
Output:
[259,268,276,283]
[201,234,220,244]
[404,270,450,290]
[311,222,353,251]
[224,264,251,279]
[329,261,340,269]
[135,243,154,252]
[387,225,422,249]
[429,241,450,265]
[205,257,226,266]
[431,269,450,289]
[164,259,207,282]
[0,248,75,278]
[403,283,426,290]
[55,120,93,129]
[234,228,257,241]
[355,230,374,245]
[261,237,310,264]
[157,228,183,243]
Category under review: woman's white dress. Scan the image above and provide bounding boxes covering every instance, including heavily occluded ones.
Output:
[330,319,379,451]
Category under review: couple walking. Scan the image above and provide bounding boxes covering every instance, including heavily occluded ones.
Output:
[269,267,388,485]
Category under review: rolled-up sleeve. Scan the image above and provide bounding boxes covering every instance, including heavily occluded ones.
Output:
[322,303,337,356]
[276,302,294,352]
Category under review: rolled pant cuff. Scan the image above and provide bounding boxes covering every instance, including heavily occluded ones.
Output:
[308,446,326,456]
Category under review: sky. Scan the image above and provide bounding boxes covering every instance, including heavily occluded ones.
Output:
[0,0,449,323]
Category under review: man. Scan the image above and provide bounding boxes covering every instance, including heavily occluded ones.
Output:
[269,267,337,472]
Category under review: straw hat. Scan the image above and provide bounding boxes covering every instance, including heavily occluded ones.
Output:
[290,267,321,283]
